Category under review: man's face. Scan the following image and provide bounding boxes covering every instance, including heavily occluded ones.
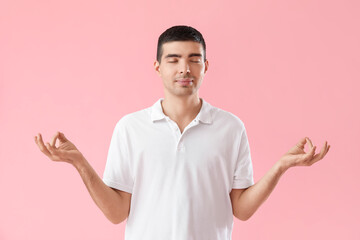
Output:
[154,41,209,98]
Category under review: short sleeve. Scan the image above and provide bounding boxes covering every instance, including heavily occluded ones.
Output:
[232,124,254,189]
[102,118,134,193]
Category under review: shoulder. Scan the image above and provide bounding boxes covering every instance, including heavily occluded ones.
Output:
[209,102,246,130]
[113,105,153,130]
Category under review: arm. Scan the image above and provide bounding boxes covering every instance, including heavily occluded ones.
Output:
[35,131,131,224]
[230,137,330,221]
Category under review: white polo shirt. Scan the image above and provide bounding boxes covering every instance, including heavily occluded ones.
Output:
[103,98,254,240]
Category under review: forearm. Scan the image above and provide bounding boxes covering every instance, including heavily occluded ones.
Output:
[72,156,129,224]
[234,160,288,220]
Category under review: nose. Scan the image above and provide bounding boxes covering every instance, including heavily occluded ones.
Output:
[179,61,190,74]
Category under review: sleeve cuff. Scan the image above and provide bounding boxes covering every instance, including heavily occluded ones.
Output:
[232,179,254,189]
[103,178,133,194]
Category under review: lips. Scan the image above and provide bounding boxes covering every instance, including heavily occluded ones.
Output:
[176,78,193,82]
[176,78,193,86]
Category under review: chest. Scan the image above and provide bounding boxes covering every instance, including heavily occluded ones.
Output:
[125,120,238,183]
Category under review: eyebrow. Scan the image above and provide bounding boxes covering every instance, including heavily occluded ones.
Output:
[164,53,203,59]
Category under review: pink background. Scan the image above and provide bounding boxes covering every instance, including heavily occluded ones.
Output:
[1,0,359,239]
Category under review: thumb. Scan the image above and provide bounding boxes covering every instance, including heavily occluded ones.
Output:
[303,146,316,161]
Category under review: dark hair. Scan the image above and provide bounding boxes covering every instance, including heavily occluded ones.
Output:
[156,25,206,63]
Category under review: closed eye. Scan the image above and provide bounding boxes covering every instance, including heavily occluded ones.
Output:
[167,60,201,63]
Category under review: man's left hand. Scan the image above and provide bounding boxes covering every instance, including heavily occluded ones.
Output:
[279,137,330,170]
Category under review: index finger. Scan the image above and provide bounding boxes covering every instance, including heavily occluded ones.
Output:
[35,133,52,157]
[50,131,61,147]
[306,137,314,150]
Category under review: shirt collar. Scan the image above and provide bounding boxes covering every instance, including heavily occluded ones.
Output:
[150,98,213,124]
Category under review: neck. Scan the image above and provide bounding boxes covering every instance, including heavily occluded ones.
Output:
[161,94,202,123]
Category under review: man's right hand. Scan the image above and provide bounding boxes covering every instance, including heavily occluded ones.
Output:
[34,131,84,167]
[34,131,132,224]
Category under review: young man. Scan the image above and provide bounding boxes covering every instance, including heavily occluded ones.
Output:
[34,25,330,240]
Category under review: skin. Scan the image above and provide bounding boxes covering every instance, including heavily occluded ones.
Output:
[35,40,330,224]
[230,137,330,220]
[154,41,209,133]
[34,132,131,224]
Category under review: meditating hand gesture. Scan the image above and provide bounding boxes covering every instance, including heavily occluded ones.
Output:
[279,137,330,170]
[34,131,85,166]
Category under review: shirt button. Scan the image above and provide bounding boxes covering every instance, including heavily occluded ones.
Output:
[177,146,185,151]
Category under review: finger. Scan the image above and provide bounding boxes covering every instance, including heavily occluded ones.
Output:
[320,141,327,158]
[322,142,330,158]
[45,143,64,161]
[309,153,321,165]
[59,132,68,142]
[46,142,62,158]
[326,145,330,154]
[302,145,317,162]
[46,143,56,154]
[306,137,314,151]
[296,137,307,149]
[46,144,70,162]
[309,142,328,164]
[50,131,60,147]
[309,145,317,158]
[36,133,52,157]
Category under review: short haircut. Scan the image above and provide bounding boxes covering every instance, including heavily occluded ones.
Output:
[156,25,206,63]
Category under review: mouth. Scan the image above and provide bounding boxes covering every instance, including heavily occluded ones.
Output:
[175,78,193,86]
[176,78,193,82]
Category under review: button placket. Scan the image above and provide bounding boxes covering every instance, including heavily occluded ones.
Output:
[167,117,200,153]
[166,118,182,151]
[177,139,185,152]
[182,123,195,135]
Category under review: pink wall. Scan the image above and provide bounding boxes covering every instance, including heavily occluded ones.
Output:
[1,0,359,239]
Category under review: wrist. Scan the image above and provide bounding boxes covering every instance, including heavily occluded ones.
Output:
[72,154,88,171]
[275,159,291,176]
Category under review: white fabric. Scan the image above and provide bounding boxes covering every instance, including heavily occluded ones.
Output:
[103,98,254,240]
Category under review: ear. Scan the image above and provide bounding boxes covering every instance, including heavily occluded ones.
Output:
[154,60,161,77]
[204,59,209,74]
